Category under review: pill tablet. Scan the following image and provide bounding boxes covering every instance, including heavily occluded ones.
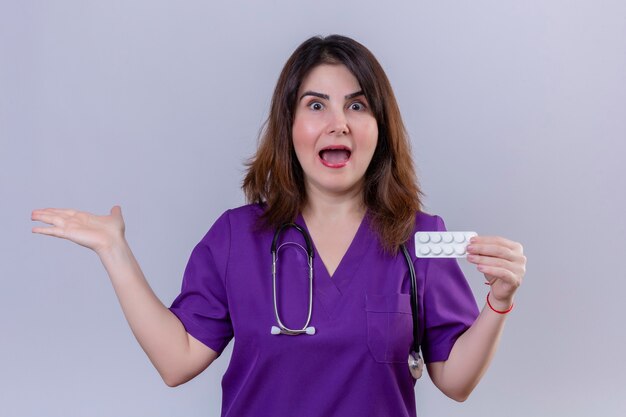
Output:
[414,231,477,258]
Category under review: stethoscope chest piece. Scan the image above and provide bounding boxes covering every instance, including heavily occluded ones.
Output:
[408,351,424,379]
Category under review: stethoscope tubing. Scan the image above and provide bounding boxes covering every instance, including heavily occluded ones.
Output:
[271,223,315,335]
[270,222,423,378]
[401,243,421,353]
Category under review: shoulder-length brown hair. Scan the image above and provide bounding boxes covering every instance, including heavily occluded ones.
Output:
[242,34,424,253]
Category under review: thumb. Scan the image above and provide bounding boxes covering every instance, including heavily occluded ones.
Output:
[110,205,122,217]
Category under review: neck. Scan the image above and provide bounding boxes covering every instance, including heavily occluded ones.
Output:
[301,183,366,225]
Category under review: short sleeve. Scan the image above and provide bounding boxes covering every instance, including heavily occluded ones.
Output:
[169,211,234,356]
[421,215,479,363]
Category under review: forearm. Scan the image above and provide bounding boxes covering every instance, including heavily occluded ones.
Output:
[429,295,512,401]
[98,239,190,385]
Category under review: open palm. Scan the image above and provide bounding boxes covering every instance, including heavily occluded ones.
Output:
[31,206,126,255]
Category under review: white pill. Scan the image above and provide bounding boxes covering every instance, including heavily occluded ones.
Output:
[431,245,442,255]
[429,233,442,243]
[442,232,453,243]
[419,246,431,255]
[418,233,430,243]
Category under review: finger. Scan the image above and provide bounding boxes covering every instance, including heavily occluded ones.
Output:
[471,236,523,253]
[31,212,65,227]
[45,208,78,216]
[32,225,64,238]
[468,253,509,269]
[31,208,55,217]
[32,208,68,213]
[467,243,520,262]
[32,208,77,219]
[467,252,526,270]
[477,265,520,287]
[474,258,525,280]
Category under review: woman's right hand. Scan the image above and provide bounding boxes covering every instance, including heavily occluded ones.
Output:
[31,205,126,255]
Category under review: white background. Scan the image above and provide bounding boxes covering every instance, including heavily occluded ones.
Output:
[1,1,625,416]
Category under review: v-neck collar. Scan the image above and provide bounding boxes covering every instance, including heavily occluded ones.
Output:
[295,210,374,318]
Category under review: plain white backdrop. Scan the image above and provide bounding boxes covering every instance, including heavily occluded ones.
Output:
[1,1,625,416]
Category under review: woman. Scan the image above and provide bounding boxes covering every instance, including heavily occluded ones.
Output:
[31,35,526,416]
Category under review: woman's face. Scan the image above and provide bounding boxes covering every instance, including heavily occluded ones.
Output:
[292,64,378,199]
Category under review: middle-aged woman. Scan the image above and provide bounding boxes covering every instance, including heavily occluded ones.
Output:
[31,35,526,417]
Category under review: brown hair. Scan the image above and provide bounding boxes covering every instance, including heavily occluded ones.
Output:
[242,34,424,253]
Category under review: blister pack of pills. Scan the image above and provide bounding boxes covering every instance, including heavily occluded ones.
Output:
[414,231,477,258]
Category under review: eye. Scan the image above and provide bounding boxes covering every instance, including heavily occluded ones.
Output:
[349,101,366,111]
[308,101,324,111]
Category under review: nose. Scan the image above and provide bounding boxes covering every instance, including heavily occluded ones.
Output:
[327,108,349,135]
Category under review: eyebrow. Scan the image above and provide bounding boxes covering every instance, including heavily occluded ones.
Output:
[299,90,365,101]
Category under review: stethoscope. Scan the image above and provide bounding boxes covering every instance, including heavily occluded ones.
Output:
[270,223,424,379]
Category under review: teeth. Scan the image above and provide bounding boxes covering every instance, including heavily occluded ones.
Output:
[320,149,351,163]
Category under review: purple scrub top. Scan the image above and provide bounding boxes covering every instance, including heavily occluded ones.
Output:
[169,204,479,417]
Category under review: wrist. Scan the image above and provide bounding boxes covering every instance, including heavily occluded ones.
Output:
[97,235,129,260]
[486,292,514,314]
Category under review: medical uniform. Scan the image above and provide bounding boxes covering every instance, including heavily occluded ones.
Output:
[169,204,479,417]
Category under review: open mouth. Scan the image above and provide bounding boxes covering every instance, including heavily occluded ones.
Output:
[319,146,351,167]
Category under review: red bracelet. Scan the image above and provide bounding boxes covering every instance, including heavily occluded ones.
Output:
[486,292,514,314]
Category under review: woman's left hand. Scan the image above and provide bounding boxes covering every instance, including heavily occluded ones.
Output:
[466,236,526,310]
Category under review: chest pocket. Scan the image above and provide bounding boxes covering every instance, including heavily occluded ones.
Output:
[365,293,413,363]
